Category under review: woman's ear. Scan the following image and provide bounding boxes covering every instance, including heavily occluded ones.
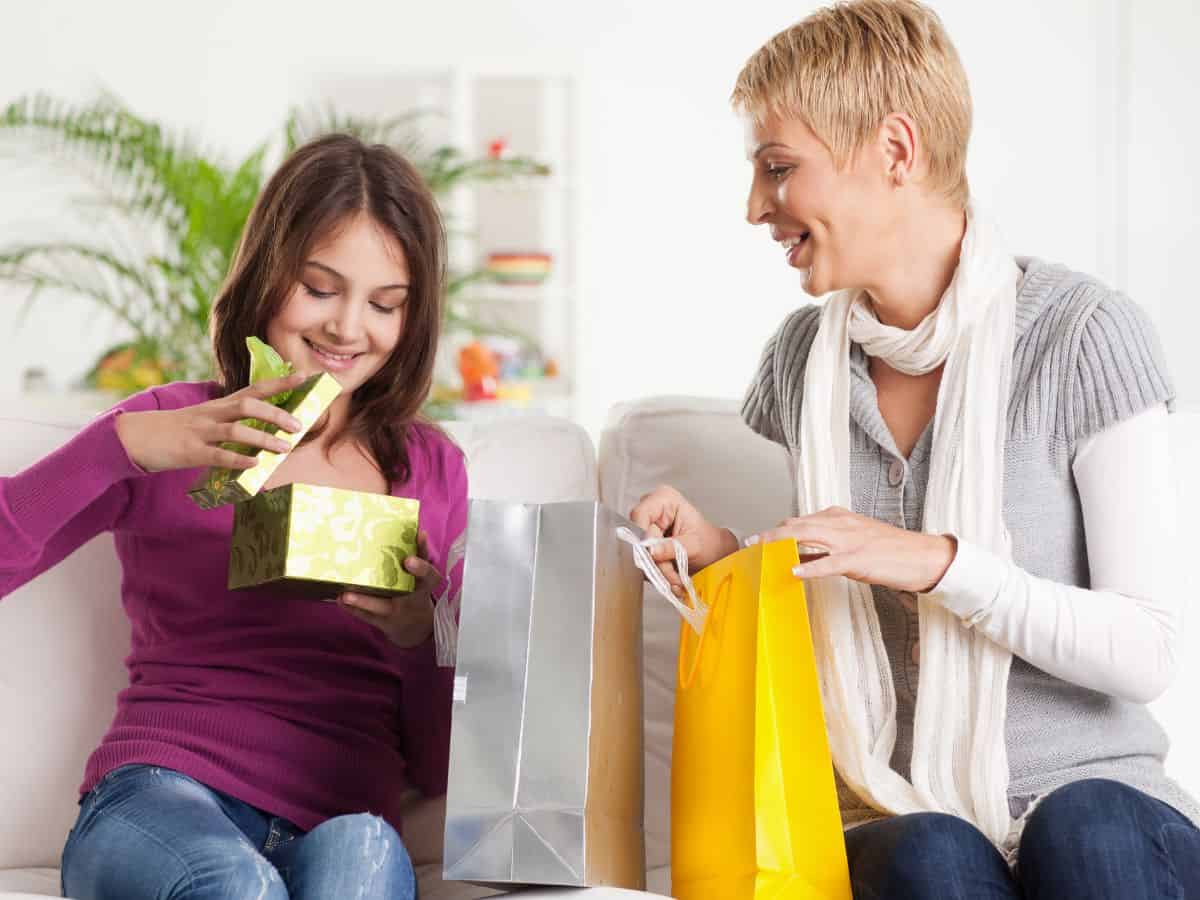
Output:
[879,112,919,188]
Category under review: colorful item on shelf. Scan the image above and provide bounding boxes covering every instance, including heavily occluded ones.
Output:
[91,345,170,393]
[495,382,532,407]
[484,336,525,382]
[453,336,560,407]
[484,252,552,285]
[486,137,509,160]
[458,341,500,402]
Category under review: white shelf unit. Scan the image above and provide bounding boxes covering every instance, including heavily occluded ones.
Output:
[302,68,578,421]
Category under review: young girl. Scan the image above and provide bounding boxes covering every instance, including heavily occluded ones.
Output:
[1,134,467,900]
[633,1,1199,897]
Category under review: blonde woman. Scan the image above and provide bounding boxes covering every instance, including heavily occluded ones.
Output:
[632,2,1200,896]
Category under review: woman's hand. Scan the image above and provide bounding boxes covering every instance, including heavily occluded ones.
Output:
[115,373,309,473]
[751,506,957,594]
[630,485,740,596]
[338,531,441,648]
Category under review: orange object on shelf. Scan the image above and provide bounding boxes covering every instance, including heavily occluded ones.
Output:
[458,341,499,402]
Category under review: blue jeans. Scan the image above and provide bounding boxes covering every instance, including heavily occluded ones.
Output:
[846,778,1200,899]
[61,765,417,900]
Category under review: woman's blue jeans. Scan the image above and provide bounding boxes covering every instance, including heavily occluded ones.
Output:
[60,765,417,900]
[846,778,1200,899]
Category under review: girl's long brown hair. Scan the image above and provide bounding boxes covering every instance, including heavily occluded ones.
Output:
[210,134,446,485]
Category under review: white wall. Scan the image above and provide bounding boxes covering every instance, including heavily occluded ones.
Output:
[1127,0,1200,415]
[0,0,1196,436]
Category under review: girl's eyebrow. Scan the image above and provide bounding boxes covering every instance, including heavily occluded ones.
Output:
[304,259,408,292]
[304,260,345,281]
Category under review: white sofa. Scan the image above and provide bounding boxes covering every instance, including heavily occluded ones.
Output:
[1,396,1197,899]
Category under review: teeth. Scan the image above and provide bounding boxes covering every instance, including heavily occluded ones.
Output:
[781,233,809,250]
[307,339,356,361]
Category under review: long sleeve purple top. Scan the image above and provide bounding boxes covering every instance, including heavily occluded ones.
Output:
[0,381,468,836]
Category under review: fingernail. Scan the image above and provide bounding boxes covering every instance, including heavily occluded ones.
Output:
[791,565,807,578]
[287,417,303,431]
[744,534,760,547]
[274,440,291,453]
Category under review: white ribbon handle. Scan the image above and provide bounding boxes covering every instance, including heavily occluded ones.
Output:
[616,526,708,635]
[433,527,467,668]
[433,588,458,668]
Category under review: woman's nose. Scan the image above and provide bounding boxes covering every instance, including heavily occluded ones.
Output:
[746,179,775,225]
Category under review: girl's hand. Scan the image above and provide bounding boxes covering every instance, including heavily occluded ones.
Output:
[338,531,441,648]
[750,506,957,594]
[115,373,309,473]
[630,485,740,597]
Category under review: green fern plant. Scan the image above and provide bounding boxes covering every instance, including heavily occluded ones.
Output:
[0,93,549,395]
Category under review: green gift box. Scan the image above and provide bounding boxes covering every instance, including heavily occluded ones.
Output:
[229,483,421,597]
[188,372,342,510]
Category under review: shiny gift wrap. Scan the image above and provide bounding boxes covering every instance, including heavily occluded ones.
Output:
[228,483,420,596]
[443,500,647,891]
[187,372,342,510]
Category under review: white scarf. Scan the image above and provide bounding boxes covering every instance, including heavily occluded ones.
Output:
[799,202,1021,847]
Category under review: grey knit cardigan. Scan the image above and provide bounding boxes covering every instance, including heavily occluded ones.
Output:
[741,257,1200,827]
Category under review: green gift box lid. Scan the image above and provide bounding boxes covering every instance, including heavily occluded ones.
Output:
[188,372,342,510]
[229,483,421,597]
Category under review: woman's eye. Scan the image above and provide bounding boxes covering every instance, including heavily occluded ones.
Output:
[370,302,399,315]
[766,164,792,181]
[303,284,335,299]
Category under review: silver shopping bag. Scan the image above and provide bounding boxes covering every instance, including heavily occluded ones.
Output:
[442,500,647,890]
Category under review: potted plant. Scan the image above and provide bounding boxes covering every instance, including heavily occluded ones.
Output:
[0,93,549,407]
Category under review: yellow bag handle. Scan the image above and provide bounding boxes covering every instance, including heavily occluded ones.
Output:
[677,572,732,690]
[616,527,738,689]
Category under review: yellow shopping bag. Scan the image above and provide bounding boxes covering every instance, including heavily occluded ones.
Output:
[670,540,851,900]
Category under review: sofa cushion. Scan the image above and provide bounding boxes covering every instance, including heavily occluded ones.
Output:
[445,416,597,503]
[0,419,129,873]
[0,866,61,897]
[597,396,794,871]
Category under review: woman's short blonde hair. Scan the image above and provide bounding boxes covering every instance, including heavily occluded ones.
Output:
[732,0,972,208]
